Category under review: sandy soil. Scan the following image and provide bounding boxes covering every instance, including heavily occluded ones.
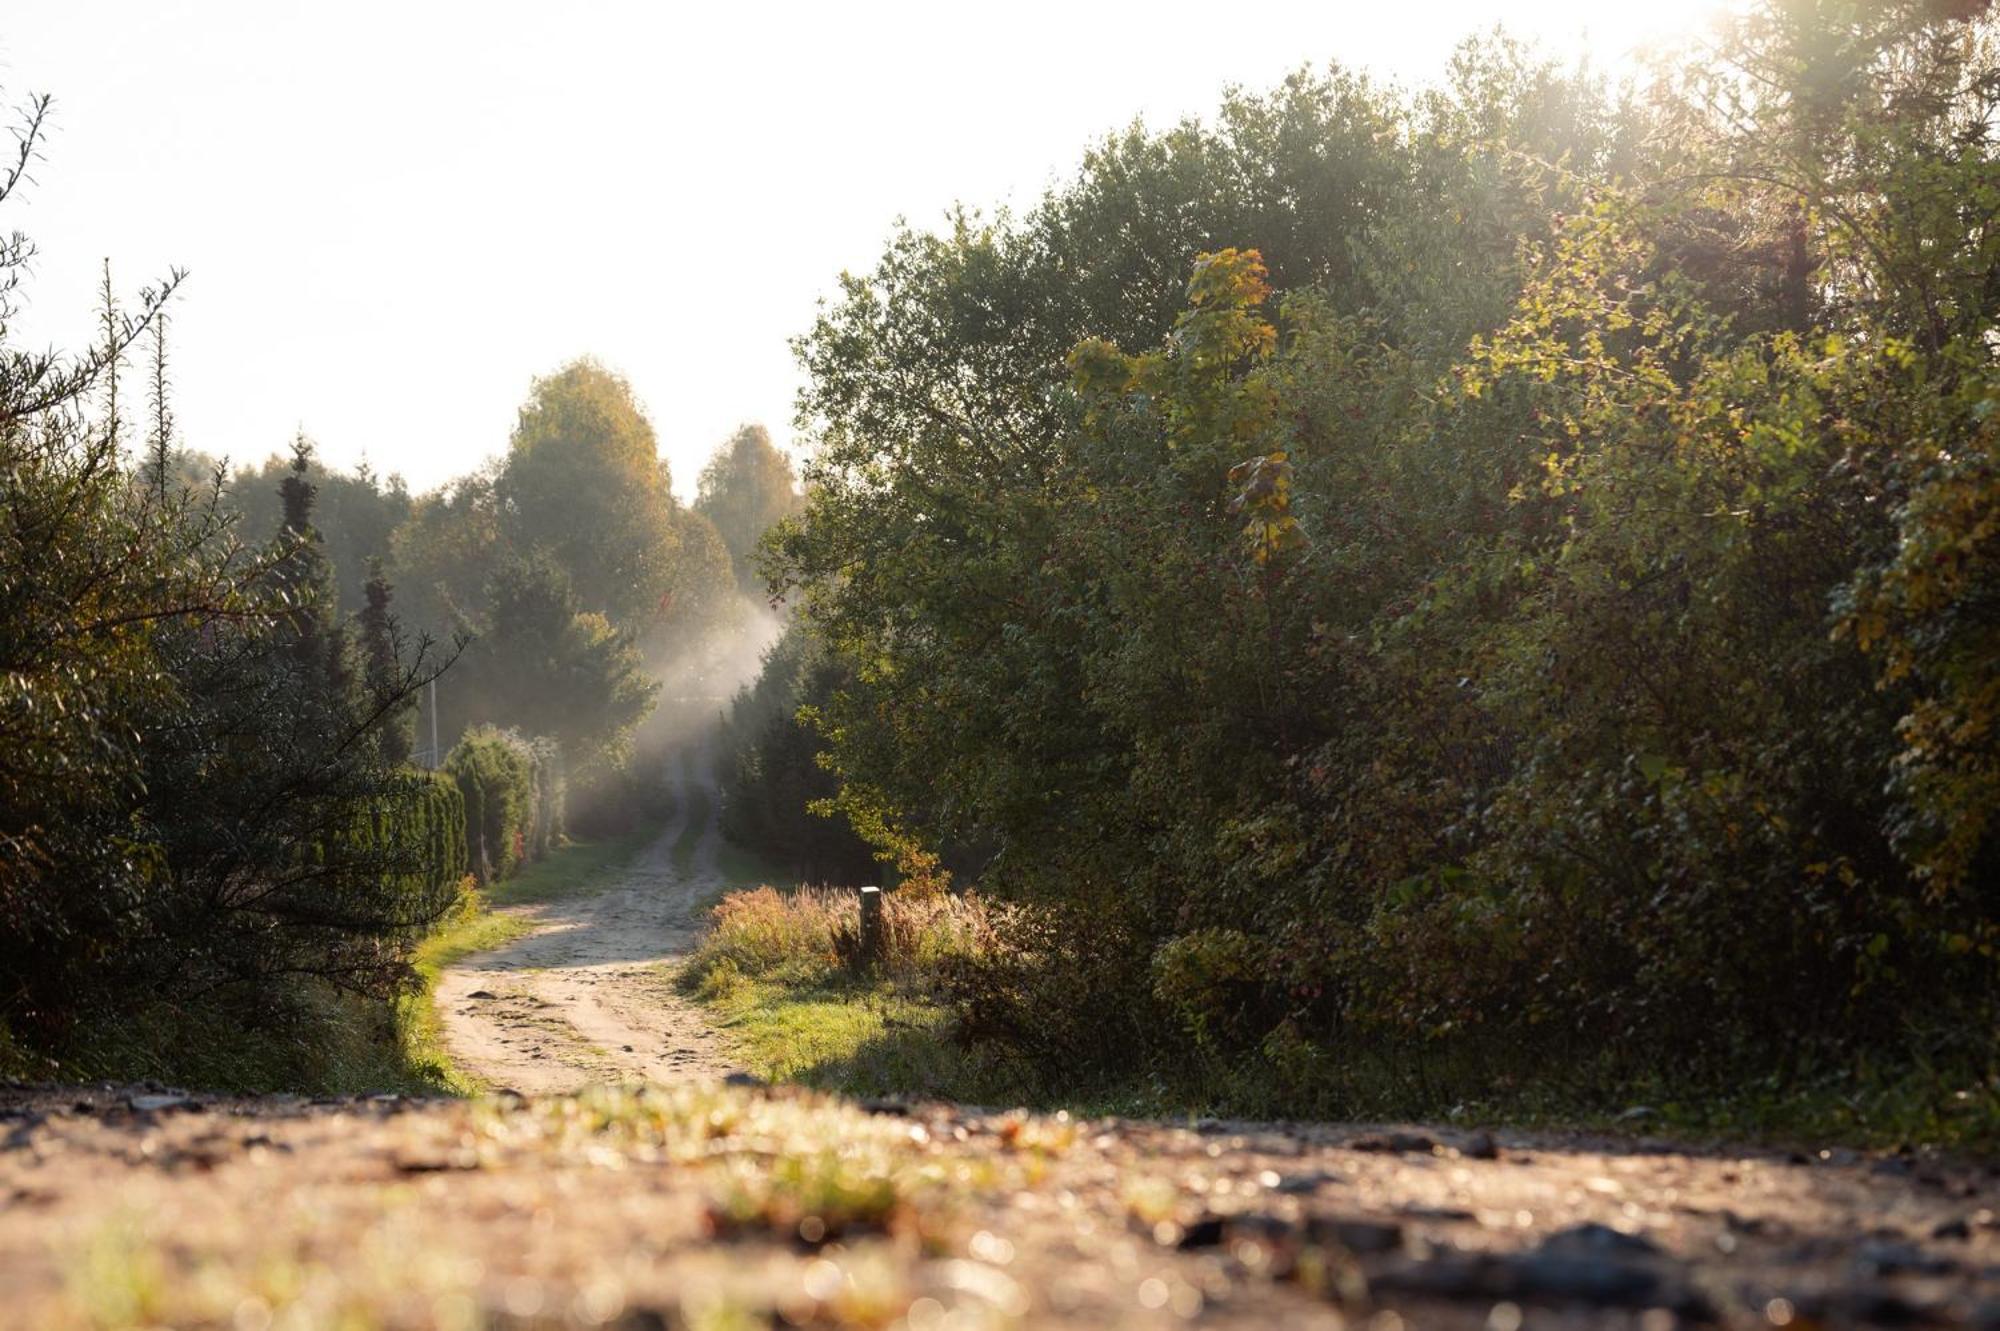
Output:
[434,745,741,1093]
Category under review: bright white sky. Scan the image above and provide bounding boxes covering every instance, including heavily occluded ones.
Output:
[4,2,1717,499]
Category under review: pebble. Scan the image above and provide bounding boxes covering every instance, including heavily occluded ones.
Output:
[1370,1249,1705,1314]
[1539,1222,1662,1259]
[1783,1284,1939,1326]
[1305,1216,1404,1254]
[1175,1211,1403,1257]
[128,1093,193,1113]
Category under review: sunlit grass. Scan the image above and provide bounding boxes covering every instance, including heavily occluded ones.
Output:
[707,975,995,1097]
[677,880,1032,1105]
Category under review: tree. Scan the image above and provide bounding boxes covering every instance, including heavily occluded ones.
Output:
[358,558,415,767]
[462,554,658,781]
[229,447,414,617]
[753,9,2000,1105]
[662,503,740,639]
[694,424,800,595]
[390,468,503,645]
[496,359,678,630]
[0,90,209,1038]
[0,83,465,1058]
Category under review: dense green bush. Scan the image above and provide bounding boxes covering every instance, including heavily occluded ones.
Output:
[757,1,2000,1113]
[361,770,468,905]
[447,728,534,883]
[446,727,565,884]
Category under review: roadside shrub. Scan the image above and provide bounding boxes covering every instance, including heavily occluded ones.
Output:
[346,769,467,902]
[445,727,542,883]
[691,886,843,981]
[1151,928,1271,1052]
[934,900,1158,1079]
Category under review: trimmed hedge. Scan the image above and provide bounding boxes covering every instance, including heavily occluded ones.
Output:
[445,728,563,885]
[324,768,469,932]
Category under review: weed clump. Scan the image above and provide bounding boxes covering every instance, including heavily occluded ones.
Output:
[683,886,995,991]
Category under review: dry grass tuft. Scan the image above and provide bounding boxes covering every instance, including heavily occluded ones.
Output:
[684,885,997,994]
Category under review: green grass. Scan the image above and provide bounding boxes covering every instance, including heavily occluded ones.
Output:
[697,964,2000,1147]
[696,968,1027,1105]
[12,983,463,1098]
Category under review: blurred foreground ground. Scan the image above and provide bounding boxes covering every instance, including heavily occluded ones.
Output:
[2,1078,1996,1330]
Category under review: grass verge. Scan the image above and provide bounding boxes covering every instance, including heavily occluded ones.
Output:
[677,860,2000,1150]
[677,881,1040,1105]
[697,970,1026,1103]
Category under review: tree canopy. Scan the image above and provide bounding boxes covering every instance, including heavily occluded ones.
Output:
[742,0,2000,1107]
[695,423,801,595]
[498,359,680,631]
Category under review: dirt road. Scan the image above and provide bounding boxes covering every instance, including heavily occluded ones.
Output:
[434,745,740,1093]
[3,1081,1998,1328]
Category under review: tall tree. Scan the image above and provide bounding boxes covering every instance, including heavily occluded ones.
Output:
[496,359,678,630]
[358,557,415,767]
[694,424,800,595]
[229,449,414,617]
[462,554,658,781]
[145,310,173,500]
[390,468,502,644]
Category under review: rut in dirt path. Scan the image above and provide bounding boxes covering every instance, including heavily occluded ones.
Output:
[434,743,742,1093]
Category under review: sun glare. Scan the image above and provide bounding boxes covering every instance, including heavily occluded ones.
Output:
[1500,0,1734,64]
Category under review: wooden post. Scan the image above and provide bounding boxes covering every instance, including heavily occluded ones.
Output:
[858,885,885,968]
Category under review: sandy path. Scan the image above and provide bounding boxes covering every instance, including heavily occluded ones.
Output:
[433,744,741,1093]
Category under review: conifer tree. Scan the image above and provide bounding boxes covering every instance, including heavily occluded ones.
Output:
[359,557,415,767]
